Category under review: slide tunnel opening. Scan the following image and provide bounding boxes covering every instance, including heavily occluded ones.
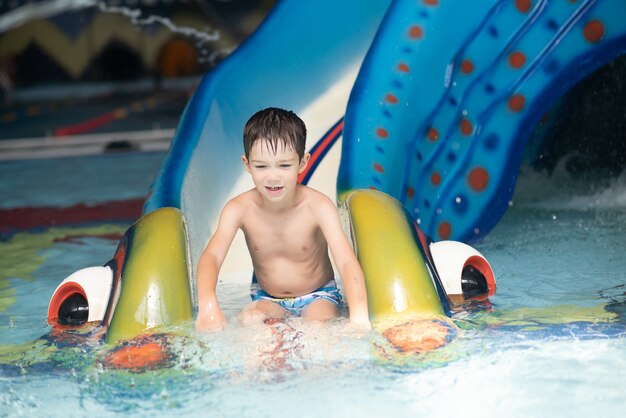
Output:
[526,54,626,182]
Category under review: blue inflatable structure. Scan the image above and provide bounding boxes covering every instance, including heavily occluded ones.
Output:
[146,0,626,261]
[338,0,626,242]
[40,0,626,349]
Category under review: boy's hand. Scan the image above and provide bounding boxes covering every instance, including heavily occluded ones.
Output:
[349,315,371,330]
[195,306,227,332]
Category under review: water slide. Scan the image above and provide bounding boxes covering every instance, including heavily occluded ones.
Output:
[144,0,394,275]
[47,0,626,346]
[338,0,626,242]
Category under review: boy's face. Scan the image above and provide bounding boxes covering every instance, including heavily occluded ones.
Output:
[242,139,310,202]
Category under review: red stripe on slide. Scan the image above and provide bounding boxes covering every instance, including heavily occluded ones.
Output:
[298,119,344,184]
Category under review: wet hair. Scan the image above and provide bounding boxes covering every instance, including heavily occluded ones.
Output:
[243,107,307,159]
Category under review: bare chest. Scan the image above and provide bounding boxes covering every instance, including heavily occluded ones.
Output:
[242,210,324,258]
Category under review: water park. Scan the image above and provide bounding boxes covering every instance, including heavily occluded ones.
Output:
[1,0,626,416]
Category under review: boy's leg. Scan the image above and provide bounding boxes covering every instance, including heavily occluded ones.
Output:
[240,299,289,324]
[301,298,340,321]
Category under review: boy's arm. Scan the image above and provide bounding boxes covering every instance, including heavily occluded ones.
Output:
[195,199,242,332]
[316,196,370,327]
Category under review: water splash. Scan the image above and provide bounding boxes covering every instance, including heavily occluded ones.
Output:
[97,2,220,44]
[0,0,222,48]
[513,160,626,212]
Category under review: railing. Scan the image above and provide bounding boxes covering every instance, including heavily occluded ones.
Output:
[0,129,174,160]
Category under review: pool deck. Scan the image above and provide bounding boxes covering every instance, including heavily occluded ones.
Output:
[0,128,175,160]
[0,79,195,160]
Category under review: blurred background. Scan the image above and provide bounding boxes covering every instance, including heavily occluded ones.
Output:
[0,0,275,158]
[0,0,624,176]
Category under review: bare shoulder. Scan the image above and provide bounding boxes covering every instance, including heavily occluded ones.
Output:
[299,187,348,246]
[220,190,256,223]
[299,185,337,215]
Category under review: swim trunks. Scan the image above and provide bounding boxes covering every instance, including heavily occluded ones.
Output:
[250,279,343,316]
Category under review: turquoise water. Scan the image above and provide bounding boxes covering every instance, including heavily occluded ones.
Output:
[1,152,626,417]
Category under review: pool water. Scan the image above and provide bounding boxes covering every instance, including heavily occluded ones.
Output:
[1,152,625,417]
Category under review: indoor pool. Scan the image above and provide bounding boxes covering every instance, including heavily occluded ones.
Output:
[1,151,625,417]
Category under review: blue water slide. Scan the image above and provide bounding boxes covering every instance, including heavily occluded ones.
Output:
[338,0,626,242]
[144,0,392,262]
[147,0,626,252]
[44,0,626,344]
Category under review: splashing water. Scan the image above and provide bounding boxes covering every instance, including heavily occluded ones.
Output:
[513,161,626,212]
[2,150,626,416]
[96,2,220,44]
[0,0,221,48]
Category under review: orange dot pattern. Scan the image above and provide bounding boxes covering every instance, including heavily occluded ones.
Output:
[430,171,441,186]
[508,94,526,112]
[460,117,473,136]
[358,1,613,244]
[397,62,410,73]
[438,222,452,240]
[460,59,474,74]
[515,0,532,13]
[386,94,399,104]
[508,51,527,68]
[431,172,441,186]
[468,167,489,191]
[409,25,424,39]
[583,20,605,43]
[427,127,439,141]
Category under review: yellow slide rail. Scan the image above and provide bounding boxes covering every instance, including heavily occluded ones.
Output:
[341,190,448,321]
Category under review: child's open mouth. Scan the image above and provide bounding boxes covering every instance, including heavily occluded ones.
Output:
[266,186,283,193]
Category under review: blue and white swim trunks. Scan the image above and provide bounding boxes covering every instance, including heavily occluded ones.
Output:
[250,279,343,316]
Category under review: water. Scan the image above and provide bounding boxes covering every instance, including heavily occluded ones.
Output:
[1,152,626,417]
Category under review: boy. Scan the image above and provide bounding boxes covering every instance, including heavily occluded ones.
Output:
[195,108,370,331]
